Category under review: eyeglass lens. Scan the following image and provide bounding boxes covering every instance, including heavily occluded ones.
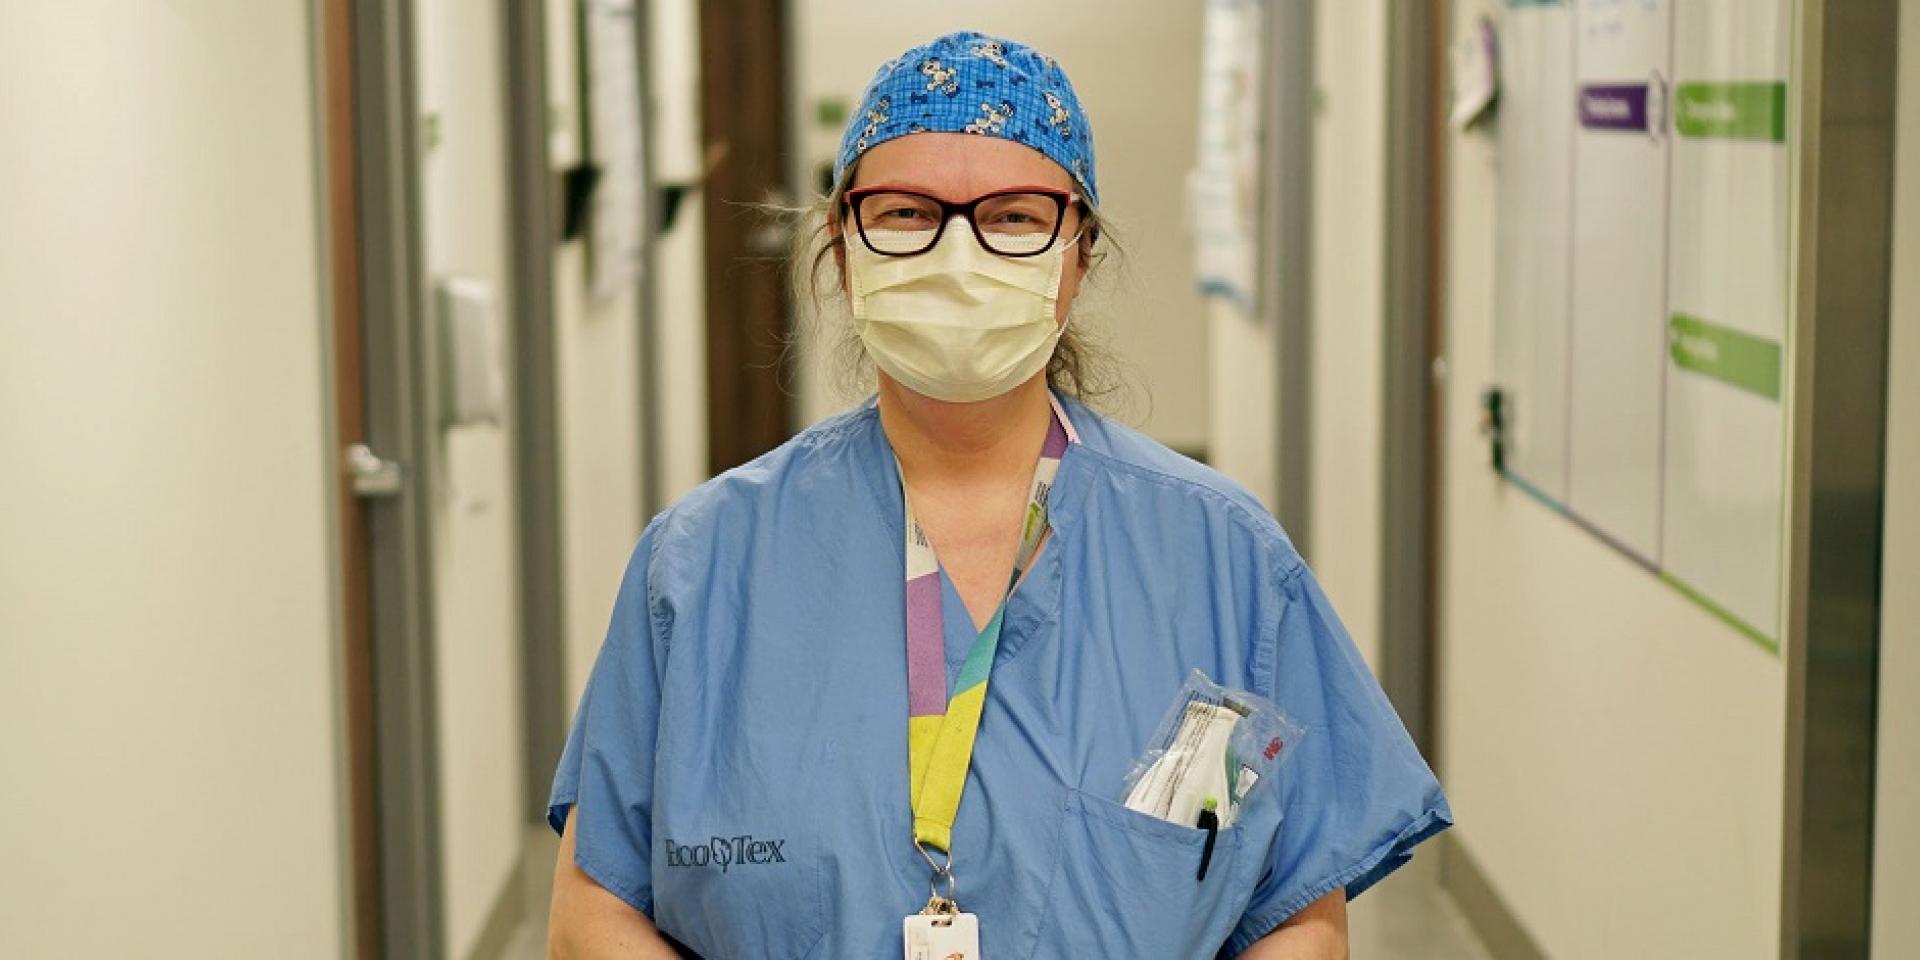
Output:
[856,191,1063,256]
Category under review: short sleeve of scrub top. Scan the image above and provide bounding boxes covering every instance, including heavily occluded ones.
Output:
[549,397,1452,959]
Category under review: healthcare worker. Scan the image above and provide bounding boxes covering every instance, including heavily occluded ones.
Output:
[547,31,1450,959]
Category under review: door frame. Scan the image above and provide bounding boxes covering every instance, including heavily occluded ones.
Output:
[317,0,382,954]
[502,0,568,828]
[507,0,667,823]
[1780,0,1899,953]
[1377,0,1447,760]
[344,0,448,954]
[1262,0,1317,555]
[635,0,664,520]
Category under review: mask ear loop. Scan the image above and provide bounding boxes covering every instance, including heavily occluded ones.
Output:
[1063,219,1098,276]
[1064,191,1099,261]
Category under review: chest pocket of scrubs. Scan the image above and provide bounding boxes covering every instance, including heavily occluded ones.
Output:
[650,842,826,960]
[1030,788,1253,958]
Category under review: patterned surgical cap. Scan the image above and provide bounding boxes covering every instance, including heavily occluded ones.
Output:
[833,31,1099,207]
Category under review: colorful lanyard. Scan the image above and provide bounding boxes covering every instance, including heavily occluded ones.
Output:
[902,395,1077,888]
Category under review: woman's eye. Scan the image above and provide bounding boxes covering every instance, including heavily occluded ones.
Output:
[880,208,932,222]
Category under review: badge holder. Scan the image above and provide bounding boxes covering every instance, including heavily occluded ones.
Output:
[904,842,981,959]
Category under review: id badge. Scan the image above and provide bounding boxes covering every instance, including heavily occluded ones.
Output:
[903,912,981,960]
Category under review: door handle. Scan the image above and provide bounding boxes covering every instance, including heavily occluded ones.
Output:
[345,443,405,499]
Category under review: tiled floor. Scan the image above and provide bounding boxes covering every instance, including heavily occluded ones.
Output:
[506,831,1492,959]
[1348,850,1495,960]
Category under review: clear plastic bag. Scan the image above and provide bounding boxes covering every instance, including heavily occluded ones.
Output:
[1120,669,1306,829]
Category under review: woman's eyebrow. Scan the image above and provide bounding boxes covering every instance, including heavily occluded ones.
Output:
[852,182,1073,198]
[850,181,943,196]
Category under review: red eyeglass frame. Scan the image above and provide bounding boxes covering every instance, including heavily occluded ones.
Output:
[841,184,1087,258]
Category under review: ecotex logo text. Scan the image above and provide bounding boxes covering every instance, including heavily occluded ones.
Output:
[663,835,788,873]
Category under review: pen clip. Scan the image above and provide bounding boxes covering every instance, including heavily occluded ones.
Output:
[1195,798,1220,883]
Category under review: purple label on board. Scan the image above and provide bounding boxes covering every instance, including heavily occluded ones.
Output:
[1579,83,1650,132]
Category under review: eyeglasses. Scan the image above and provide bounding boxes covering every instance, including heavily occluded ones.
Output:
[843,186,1081,258]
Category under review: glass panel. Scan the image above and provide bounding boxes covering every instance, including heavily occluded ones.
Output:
[976,193,1062,236]
[862,227,937,255]
[857,192,942,254]
[982,232,1056,256]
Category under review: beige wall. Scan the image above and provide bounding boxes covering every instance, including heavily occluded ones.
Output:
[1871,0,1920,954]
[1203,0,1393,667]
[645,0,712,508]
[1305,0,1389,667]
[0,3,345,956]
[414,0,529,953]
[1209,303,1278,508]
[787,1,1211,452]
[541,0,660,715]
[1435,1,1787,956]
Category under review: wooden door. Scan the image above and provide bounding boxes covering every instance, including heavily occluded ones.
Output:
[698,0,793,473]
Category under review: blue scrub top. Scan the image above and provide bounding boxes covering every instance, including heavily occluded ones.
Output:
[550,396,1451,958]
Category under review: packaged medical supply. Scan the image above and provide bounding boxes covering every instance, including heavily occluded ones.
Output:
[1122,670,1305,830]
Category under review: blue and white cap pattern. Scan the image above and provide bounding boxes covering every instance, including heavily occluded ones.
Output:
[833,31,1100,207]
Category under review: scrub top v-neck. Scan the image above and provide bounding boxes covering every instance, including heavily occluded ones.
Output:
[549,395,1452,959]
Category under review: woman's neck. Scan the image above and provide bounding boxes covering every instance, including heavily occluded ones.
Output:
[877,373,1053,492]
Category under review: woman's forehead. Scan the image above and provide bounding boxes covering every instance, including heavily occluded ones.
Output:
[848,133,1074,198]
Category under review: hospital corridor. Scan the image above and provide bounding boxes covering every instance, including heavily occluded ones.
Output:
[2,1,1916,958]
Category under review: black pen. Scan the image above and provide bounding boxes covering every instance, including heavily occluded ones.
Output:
[1195,797,1219,882]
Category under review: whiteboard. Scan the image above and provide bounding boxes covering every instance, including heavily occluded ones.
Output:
[1660,0,1793,641]
[1493,1,1576,501]
[1492,0,1793,647]
[1565,0,1671,561]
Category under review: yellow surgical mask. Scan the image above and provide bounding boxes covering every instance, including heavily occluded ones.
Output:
[847,219,1067,403]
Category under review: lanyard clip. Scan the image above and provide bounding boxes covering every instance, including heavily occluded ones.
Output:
[915,839,959,914]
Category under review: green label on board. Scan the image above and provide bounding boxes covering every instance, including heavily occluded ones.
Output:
[1673,82,1787,141]
[1669,314,1782,400]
